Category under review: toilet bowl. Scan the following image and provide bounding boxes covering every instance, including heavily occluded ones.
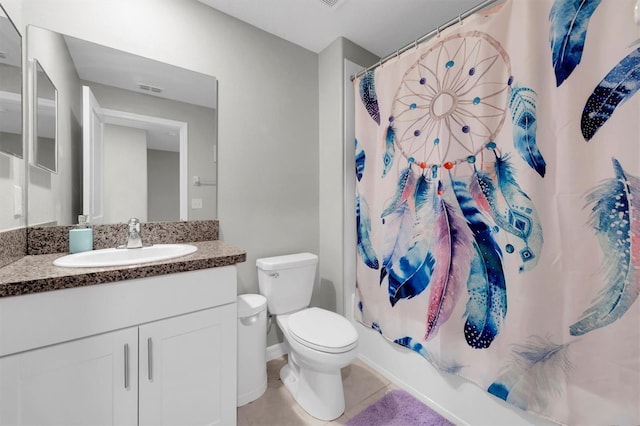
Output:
[277,309,358,420]
[256,253,359,421]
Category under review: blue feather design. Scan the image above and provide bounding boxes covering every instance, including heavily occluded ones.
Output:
[381,166,416,218]
[488,336,571,411]
[387,175,436,306]
[581,45,640,141]
[395,336,464,374]
[477,155,544,272]
[549,0,602,86]
[382,126,396,177]
[356,194,379,270]
[508,85,546,177]
[355,139,365,182]
[452,179,507,349]
[380,166,417,283]
[359,70,380,125]
[570,158,640,336]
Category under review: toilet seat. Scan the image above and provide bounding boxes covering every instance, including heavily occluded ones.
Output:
[287,308,358,354]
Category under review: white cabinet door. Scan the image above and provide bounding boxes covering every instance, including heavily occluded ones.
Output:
[0,328,138,426]
[139,305,237,426]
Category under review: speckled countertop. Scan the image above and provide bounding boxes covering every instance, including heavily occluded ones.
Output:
[0,240,246,298]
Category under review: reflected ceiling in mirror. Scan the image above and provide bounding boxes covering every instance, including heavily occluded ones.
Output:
[0,5,23,159]
[64,35,216,109]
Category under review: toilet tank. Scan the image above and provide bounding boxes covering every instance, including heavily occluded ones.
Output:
[256,253,318,315]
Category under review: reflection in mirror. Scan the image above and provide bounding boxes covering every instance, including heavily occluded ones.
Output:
[0,5,22,159]
[26,27,218,227]
[33,59,57,173]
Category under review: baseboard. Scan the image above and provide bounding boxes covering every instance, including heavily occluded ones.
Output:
[356,353,467,426]
[266,342,286,361]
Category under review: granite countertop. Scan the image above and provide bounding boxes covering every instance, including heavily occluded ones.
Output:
[0,240,246,298]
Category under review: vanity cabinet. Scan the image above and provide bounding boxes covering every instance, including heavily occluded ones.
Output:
[0,267,238,426]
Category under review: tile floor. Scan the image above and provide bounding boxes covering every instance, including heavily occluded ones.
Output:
[237,356,400,425]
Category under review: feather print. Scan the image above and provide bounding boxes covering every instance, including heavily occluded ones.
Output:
[488,336,571,411]
[356,194,379,270]
[380,201,415,285]
[508,85,546,177]
[382,125,396,177]
[381,166,417,218]
[355,139,365,182]
[581,44,640,141]
[569,158,640,336]
[359,70,380,125]
[476,154,543,272]
[387,175,436,306]
[425,182,475,340]
[395,336,465,374]
[549,0,602,86]
[453,179,507,349]
[380,166,418,283]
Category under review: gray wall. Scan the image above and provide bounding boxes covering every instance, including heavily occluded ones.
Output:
[318,38,377,316]
[148,149,179,222]
[22,0,319,309]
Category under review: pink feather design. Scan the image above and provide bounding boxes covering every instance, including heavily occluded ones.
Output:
[425,184,475,340]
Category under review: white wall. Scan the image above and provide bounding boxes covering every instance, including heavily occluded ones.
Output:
[103,124,147,223]
[22,0,319,296]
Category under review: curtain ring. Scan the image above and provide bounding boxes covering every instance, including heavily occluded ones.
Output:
[436,26,441,37]
[458,14,463,25]
[395,49,400,58]
[414,39,418,50]
[378,59,383,68]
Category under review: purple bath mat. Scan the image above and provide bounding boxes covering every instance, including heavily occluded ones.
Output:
[346,389,455,426]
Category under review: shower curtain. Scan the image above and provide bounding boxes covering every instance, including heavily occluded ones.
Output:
[353,0,640,424]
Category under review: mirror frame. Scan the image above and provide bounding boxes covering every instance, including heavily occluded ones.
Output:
[32,58,58,173]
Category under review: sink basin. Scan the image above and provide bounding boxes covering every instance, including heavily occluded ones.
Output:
[53,244,198,268]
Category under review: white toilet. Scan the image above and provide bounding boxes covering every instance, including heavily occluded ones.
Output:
[256,253,358,421]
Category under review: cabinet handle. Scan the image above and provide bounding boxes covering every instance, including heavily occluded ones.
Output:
[147,337,153,381]
[124,343,130,389]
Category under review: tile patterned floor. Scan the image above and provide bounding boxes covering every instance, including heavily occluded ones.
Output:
[237,356,400,425]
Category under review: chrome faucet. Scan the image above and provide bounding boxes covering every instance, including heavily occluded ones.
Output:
[126,217,143,249]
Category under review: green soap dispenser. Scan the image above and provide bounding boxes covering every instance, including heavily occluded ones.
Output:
[69,215,93,253]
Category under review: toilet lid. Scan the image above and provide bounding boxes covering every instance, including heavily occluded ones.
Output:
[288,308,358,354]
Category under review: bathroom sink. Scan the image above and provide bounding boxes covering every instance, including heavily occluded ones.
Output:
[53,244,198,268]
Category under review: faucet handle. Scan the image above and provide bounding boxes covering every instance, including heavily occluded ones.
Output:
[128,217,141,233]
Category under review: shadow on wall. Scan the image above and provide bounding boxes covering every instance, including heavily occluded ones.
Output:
[315,278,337,313]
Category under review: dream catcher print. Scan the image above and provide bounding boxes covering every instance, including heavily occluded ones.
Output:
[356,30,545,349]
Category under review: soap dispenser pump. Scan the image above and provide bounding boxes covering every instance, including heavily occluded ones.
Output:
[69,215,93,253]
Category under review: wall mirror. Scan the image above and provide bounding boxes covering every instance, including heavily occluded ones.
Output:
[0,5,22,159]
[26,26,218,227]
[32,59,57,173]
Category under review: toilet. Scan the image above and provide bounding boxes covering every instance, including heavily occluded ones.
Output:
[256,253,358,421]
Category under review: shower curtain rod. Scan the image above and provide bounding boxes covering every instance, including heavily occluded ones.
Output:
[350,0,501,81]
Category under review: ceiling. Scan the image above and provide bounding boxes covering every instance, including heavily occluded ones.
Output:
[196,0,492,57]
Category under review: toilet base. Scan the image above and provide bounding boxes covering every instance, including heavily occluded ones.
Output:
[279,352,346,421]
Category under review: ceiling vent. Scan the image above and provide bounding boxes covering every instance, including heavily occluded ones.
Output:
[318,0,343,8]
[138,83,163,93]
